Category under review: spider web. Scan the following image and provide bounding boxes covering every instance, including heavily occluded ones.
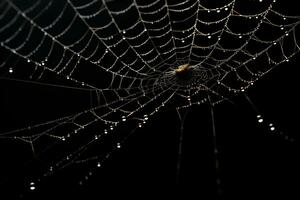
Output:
[0,0,299,194]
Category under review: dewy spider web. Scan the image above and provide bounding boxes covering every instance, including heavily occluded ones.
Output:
[0,0,299,195]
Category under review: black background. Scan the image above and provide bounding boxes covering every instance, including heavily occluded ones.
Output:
[0,0,299,199]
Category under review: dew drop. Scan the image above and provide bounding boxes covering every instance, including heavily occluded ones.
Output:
[144,114,148,120]
[117,143,121,148]
[29,182,35,190]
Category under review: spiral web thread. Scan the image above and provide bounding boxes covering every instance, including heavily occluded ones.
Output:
[0,0,299,187]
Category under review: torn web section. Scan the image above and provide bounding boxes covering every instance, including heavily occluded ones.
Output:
[40,84,178,179]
